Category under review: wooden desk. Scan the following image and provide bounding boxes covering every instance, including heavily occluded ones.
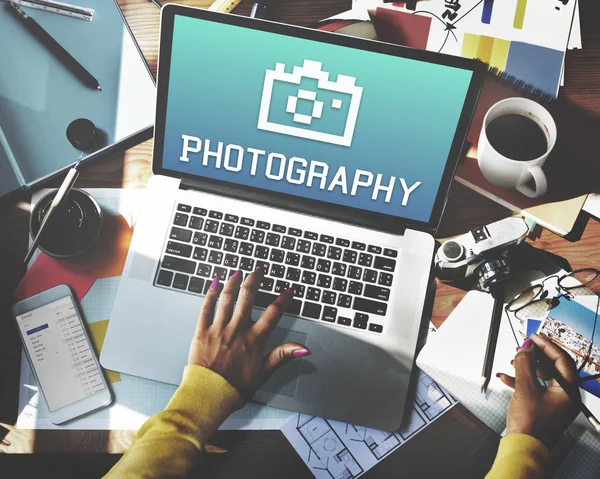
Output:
[1,1,600,477]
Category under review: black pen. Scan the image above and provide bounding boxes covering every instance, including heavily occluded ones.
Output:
[9,2,102,91]
[481,294,503,393]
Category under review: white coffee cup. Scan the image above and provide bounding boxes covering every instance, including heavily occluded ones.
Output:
[477,97,557,199]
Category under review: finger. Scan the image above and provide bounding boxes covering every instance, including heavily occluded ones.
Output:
[510,359,554,381]
[530,333,579,385]
[252,288,294,339]
[229,268,263,330]
[263,342,310,378]
[514,339,540,398]
[212,270,243,329]
[196,277,221,331]
[497,372,516,390]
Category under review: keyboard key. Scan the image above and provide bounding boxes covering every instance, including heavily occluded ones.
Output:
[255,245,270,259]
[208,235,223,249]
[285,268,301,282]
[353,297,387,316]
[322,307,337,323]
[173,273,189,290]
[358,253,373,267]
[219,223,234,237]
[348,281,364,295]
[301,255,316,270]
[363,269,378,283]
[234,226,250,240]
[239,257,255,271]
[270,249,285,263]
[332,278,347,292]
[327,246,342,260]
[332,262,347,276]
[322,291,336,304]
[320,234,334,244]
[292,283,305,298]
[213,267,228,281]
[301,271,316,285]
[162,255,196,274]
[250,229,265,243]
[223,239,239,252]
[193,207,207,216]
[297,240,311,254]
[193,247,208,262]
[266,233,280,247]
[209,211,223,219]
[270,264,285,278]
[177,204,191,213]
[285,252,300,266]
[193,232,208,246]
[204,220,219,233]
[383,248,398,258]
[364,285,390,301]
[348,266,362,280]
[306,287,321,301]
[188,277,204,294]
[257,221,270,230]
[241,217,254,226]
[312,243,327,257]
[374,256,396,272]
[225,214,239,223]
[338,316,352,326]
[353,313,368,330]
[369,323,383,333]
[273,224,286,233]
[274,280,290,294]
[317,274,332,289]
[203,281,212,294]
[337,294,352,308]
[190,216,204,230]
[351,241,366,251]
[223,254,239,268]
[304,231,318,240]
[239,242,254,256]
[157,269,173,286]
[288,299,302,315]
[336,238,350,247]
[343,250,357,263]
[256,261,270,274]
[170,227,192,243]
[281,236,296,250]
[368,245,382,254]
[197,264,212,277]
[166,241,193,258]
[173,213,188,227]
[260,276,274,291]
[208,251,223,265]
[289,228,302,237]
[316,259,331,273]
[302,302,322,319]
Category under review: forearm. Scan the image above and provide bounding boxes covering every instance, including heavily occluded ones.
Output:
[104,365,244,479]
[485,434,549,479]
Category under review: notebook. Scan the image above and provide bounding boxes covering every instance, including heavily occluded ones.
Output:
[0,0,155,201]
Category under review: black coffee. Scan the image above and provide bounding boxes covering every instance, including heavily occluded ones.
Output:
[486,113,548,161]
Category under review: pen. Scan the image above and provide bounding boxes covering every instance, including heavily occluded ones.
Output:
[24,154,84,265]
[481,294,503,393]
[9,2,102,91]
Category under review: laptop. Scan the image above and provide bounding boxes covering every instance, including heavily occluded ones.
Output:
[101,4,483,431]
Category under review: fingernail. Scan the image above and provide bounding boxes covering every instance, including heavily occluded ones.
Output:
[510,359,514,365]
[254,267,262,273]
[232,270,241,278]
[285,287,295,296]
[293,348,311,358]
[495,373,502,378]
[520,338,533,349]
[210,277,219,290]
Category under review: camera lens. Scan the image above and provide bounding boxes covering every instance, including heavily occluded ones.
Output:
[476,256,511,292]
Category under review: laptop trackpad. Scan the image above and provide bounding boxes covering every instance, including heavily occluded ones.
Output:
[260,327,308,397]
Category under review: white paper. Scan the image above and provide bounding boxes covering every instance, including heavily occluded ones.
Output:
[583,193,600,219]
[281,370,456,479]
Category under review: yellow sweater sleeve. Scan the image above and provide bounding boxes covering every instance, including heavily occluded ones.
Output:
[485,434,549,479]
[103,365,244,479]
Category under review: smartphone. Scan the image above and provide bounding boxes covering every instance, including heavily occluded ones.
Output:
[11,284,112,424]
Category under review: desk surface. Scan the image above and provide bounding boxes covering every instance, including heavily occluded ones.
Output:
[1,1,600,477]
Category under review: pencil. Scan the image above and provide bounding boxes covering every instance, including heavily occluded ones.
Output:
[9,2,102,91]
[481,295,503,393]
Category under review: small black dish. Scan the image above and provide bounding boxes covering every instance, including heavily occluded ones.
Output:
[30,189,103,258]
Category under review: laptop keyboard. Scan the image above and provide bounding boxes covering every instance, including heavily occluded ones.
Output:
[154,203,399,334]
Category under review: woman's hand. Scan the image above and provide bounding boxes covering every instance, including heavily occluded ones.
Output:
[497,333,580,448]
[188,269,310,400]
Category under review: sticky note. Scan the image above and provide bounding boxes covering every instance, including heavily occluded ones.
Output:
[88,319,121,384]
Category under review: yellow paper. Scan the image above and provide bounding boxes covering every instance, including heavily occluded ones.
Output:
[88,320,121,383]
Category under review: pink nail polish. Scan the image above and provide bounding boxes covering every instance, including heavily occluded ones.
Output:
[293,348,311,358]
[285,287,295,296]
[521,338,533,349]
[232,270,241,278]
[254,267,262,273]
[210,277,219,290]
[495,373,502,378]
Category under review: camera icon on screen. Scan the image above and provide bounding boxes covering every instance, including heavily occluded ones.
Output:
[257,60,363,147]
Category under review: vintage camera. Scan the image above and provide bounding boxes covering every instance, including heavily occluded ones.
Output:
[257,60,363,147]
[435,217,529,291]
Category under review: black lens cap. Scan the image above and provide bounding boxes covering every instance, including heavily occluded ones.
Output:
[66,118,98,151]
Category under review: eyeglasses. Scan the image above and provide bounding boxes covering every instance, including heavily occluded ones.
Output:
[504,268,600,384]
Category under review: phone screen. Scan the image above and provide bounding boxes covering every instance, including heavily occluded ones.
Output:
[15,295,106,412]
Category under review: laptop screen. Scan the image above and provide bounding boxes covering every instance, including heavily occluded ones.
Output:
[159,14,475,226]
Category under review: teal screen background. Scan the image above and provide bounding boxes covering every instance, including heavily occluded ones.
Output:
[161,15,473,223]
